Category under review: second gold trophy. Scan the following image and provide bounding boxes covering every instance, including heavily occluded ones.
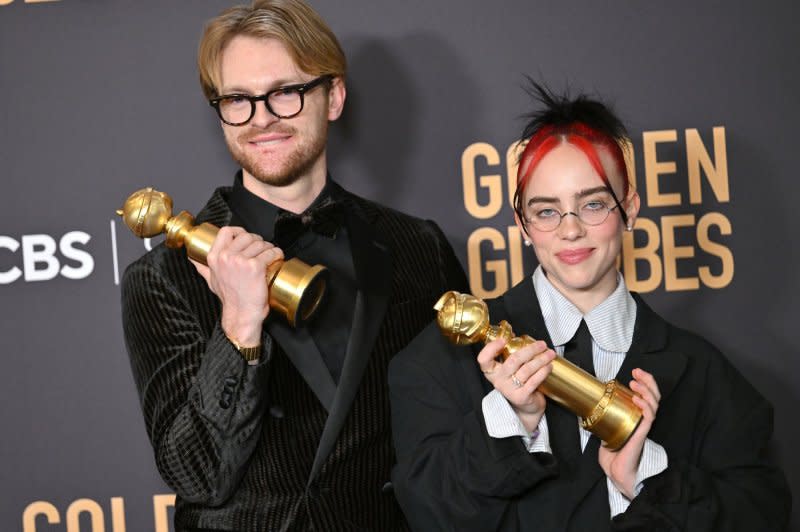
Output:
[434,291,642,450]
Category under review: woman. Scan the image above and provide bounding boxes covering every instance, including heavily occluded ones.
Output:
[388,84,790,531]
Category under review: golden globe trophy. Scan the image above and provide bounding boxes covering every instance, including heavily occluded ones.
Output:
[116,187,328,327]
[434,291,642,450]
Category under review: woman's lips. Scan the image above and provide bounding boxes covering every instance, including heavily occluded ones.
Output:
[556,248,594,265]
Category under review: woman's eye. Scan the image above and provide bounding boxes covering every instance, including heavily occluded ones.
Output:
[535,208,559,219]
[583,200,605,211]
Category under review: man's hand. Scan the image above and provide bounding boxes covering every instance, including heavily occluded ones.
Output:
[598,368,661,499]
[191,226,283,346]
[477,339,556,433]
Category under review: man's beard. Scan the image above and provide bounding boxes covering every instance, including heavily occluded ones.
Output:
[228,122,328,187]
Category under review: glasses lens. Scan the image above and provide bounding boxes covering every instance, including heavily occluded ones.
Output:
[579,202,611,226]
[268,88,303,118]
[218,96,253,125]
[527,209,560,232]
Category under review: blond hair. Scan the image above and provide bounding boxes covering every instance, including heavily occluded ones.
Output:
[198,0,346,99]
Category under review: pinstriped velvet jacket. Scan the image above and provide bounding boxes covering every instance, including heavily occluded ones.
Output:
[121,181,467,531]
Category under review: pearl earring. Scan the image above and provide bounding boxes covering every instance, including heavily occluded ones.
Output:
[524,240,531,247]
[626,224,633,232]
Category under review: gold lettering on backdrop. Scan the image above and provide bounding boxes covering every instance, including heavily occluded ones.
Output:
[621,218,662,292]
[0,0,60,5]
[643,130,681,206]
[66,499,105,531]
[153,494,176,532]
[466,226,524,299]
[697,212,734,288]
[467,227,507,298]
[661,214,700,291]
[506,226,524,288]
[622,137,637,191]
[21,495,174,532]
[110,497,126,532]
[22,501,60,531]
[505,141,525,206]
[460,126,735,294]
[686,127,729,204]
[462,142,503,219]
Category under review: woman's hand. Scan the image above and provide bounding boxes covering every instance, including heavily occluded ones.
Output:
[477,339,556,433]
[598,368,661,499]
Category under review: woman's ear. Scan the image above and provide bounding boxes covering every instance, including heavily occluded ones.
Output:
[624,189,641,231]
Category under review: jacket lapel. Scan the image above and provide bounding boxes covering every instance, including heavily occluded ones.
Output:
[307,201,393,482]
[268,320,337,412]
[614,295,687,403]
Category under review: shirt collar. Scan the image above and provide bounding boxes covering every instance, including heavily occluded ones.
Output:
[227,171,338,241]
[533,266,636,353]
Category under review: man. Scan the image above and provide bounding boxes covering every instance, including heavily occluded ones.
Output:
[121,1,466,530]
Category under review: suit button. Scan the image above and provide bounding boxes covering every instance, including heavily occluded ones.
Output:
[219,391,232,409]
[381,481,393,494]
[269,405,285,418]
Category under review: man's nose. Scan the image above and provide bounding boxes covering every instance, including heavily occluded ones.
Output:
[250,100,278,128]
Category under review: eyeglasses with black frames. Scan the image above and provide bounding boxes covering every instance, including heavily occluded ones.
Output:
[209,75,332,126]
[523,189,627,232]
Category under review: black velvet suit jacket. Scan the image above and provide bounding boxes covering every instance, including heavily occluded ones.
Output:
[389,279,790,531]
[121,182,468,531]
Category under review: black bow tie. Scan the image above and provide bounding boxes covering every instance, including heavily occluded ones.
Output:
[273,195,343,248]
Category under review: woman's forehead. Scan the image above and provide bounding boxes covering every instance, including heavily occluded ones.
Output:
[525,143,624,197]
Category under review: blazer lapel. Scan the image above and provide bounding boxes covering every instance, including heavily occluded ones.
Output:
[268,319,337,412]
[614,295,687,403]
[307,204,393,482]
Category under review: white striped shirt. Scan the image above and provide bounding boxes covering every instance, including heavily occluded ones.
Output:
[482,266,667,516]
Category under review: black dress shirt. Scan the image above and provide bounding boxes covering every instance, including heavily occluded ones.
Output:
[227,172,356,384]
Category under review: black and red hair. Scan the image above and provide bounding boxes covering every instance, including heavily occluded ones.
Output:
[513,80,631,231]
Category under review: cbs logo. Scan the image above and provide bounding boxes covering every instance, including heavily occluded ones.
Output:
[0,231,94,284]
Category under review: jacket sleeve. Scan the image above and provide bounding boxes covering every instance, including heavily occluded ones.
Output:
[121,258,271,506]
[612,342,791,531]
[389,324,559,531]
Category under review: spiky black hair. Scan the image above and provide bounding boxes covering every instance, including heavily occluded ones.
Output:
[518,78,629,147]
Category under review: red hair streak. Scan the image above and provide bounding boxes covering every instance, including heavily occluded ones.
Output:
[516,122,630,204]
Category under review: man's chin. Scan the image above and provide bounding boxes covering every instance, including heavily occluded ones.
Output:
[248,170,299,187]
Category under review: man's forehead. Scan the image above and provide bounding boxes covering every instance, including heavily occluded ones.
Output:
[218,35,305,91]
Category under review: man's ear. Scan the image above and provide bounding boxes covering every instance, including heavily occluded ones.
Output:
[327,76,346,121]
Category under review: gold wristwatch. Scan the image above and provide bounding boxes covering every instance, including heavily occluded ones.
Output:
[230,338,262,361]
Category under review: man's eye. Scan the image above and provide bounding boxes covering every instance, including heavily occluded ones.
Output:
[224,96,249,106]
[272,88,299,100]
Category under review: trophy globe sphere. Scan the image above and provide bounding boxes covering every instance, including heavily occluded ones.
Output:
[118,188,174,238]
[433,291,490,345]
